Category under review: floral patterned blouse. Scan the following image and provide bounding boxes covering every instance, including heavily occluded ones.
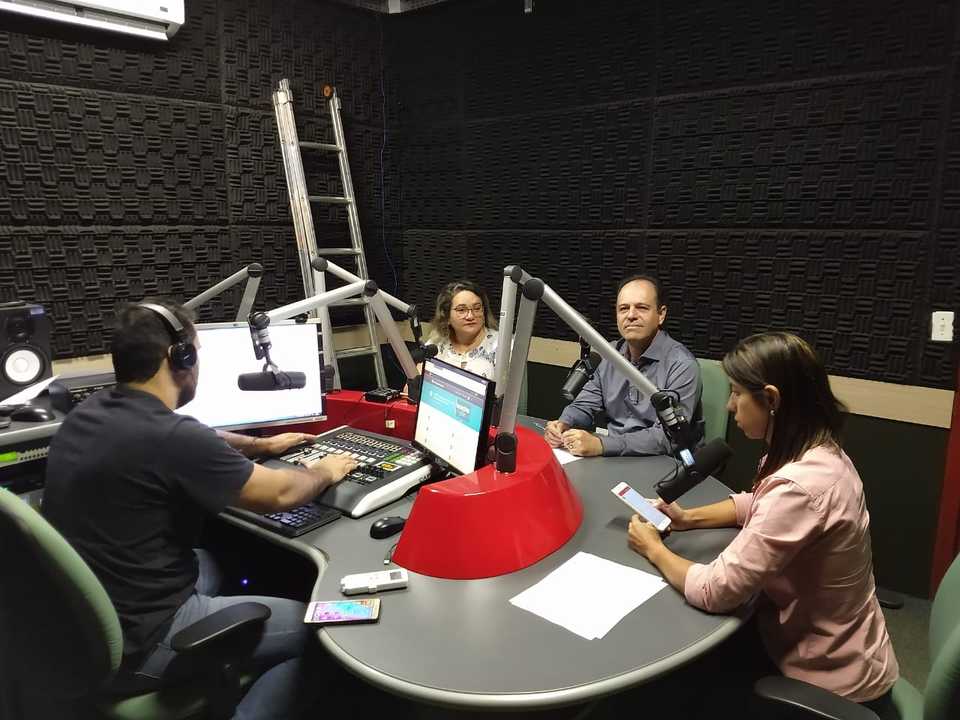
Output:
[428,329,498,380]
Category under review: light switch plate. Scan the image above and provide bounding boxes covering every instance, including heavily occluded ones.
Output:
[932,311,954,342]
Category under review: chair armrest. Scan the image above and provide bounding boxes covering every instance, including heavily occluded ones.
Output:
[754,676,880,720]
[170,602,271,653]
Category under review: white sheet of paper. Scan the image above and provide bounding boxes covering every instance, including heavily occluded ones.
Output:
[509,551,667,640]
[552,448,580,465]
[1,375,58,406]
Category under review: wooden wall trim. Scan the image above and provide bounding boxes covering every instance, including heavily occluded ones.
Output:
[527,338,953,429]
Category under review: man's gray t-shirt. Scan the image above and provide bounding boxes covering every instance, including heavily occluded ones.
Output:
[42,385,254,666]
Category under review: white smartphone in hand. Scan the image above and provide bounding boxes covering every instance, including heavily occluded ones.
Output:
[611,482,672,533]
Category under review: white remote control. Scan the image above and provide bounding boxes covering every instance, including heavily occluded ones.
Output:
[340,568,409,596]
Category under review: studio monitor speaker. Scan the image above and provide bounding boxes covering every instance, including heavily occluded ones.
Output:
[0,302,52,400]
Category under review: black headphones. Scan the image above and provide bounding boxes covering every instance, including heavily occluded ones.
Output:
[137,303,197,371]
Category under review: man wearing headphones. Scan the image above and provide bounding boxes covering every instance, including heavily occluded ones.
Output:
[543,275,704,457]
[42,299,356,719]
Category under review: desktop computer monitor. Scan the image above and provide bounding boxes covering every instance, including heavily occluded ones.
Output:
[413,357,494,475]
[176,321,325,430]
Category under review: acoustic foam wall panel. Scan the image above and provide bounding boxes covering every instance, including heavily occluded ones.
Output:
[462,101,651,229]
[657,0,955,94]
[0,80,228,227]
[400,229,634,343]
[388,0,960,389]
[0,0,221,103]
[649,70,943,229]
[221,0,385,126]
[0,226,309,358]
[637,230,929,384]
[397,122,464,227]
[384,3,463,128]
[226,108,392,230]
[0,0,393,361]
[461,0,655,120]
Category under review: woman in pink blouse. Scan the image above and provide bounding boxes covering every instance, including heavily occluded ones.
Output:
[627,332,898,714]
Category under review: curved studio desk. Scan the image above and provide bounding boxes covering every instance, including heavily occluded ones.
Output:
[224,408,750,712]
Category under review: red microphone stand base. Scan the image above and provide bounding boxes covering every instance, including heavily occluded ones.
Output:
[393,425,583,579]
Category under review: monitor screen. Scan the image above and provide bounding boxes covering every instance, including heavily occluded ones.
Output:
[413,357,493,475]
[176,321,325,430]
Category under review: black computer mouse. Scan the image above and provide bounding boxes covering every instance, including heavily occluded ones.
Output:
[370,515,406,539]
[10,404,55,423]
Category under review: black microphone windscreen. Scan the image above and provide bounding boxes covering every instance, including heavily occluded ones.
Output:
[655,438,733,504]
[651,391,673,412]
[237,371,307,391]
[276,371,306,389]
[411,344,439,364]
[238,372,276,391]
[692,438,734,477]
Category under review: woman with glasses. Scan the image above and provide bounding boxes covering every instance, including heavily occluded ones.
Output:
[425,280,499,379]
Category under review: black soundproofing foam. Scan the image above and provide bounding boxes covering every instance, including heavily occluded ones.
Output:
[388,0,960,390]
[0,0,397,359]
[1,0,958,391]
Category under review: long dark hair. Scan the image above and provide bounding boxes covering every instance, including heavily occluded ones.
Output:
[722,332,845,486]
[429,280,498,341]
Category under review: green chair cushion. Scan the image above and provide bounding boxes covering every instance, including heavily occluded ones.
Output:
[101,673,257,720]
[0,488,123,697]
[102,688,208,720]
[696,358,730,444]
[891,677,923,720]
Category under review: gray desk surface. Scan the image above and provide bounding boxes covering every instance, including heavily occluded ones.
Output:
[237,420,749,711]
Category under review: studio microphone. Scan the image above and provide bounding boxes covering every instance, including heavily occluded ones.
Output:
[410,343,438,364]
[651,390,696,452]
[237,370,307,391]
[654,438,733,504]
[248,311,272,360]
[561,338,599,401]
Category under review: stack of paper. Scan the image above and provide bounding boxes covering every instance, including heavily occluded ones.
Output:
[509,551,667,640]
[552,448,580,465]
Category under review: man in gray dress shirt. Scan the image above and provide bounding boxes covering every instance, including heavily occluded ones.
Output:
[544,275,703,457]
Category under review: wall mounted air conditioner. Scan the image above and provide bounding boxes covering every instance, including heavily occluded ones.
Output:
[0,0,185,41]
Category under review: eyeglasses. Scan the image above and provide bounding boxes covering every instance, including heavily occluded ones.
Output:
[452,304,483,317]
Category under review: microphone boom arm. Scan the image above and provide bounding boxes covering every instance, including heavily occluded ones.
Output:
[256,275,421,388]
[494,267,673,473]
[496,271,659,438]
[183,263,264,322]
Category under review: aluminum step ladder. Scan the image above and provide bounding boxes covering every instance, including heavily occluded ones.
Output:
[272,79,387,390]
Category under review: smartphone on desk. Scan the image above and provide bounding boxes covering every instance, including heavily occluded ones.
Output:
[304,599,381,625]
[611,482,672,533]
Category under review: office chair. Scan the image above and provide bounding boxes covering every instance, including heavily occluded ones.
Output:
[697,358,731,444]
[753,551,960,720]
[0,487,270,720]
[518,362,529,416]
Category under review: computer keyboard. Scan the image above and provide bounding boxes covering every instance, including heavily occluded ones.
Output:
[225,503,341,538]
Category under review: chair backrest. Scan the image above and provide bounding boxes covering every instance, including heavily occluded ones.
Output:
[0,487,123,703]
[697,358,730,443]
[925,552,960,719]
[517,363,529,416]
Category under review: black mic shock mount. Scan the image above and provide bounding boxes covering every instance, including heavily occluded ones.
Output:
[247,311,277,372]
[560,336,599,402]
[651,390,697,466]
[651,392,733,504]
